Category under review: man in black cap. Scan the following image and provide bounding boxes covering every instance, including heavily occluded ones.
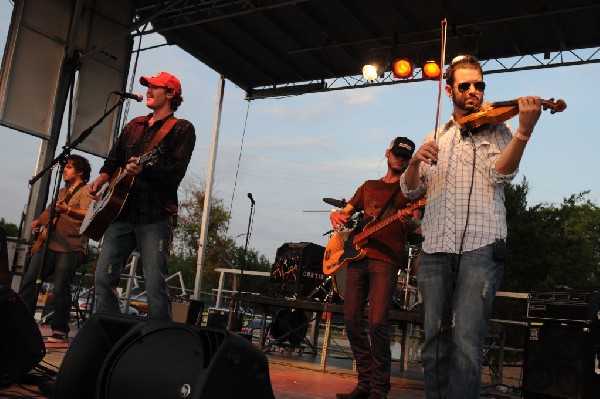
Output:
[330,137,422,399]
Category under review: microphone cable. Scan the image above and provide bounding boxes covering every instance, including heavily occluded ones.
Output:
[435,130,477,399]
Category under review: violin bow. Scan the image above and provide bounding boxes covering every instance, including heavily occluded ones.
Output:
[433,19,448,142]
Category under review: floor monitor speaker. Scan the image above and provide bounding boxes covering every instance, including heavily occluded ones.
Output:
[54,312,275,399]
[0,286,45,386]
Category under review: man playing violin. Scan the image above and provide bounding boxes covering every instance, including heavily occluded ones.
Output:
[400,55,542,399]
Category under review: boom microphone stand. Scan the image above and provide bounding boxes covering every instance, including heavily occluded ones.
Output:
[24,98,127,315]
[228,193,255,331]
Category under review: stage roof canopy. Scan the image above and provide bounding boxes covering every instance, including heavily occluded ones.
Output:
[133,0,600,98]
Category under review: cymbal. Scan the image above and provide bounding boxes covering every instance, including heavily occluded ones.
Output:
[322,197,346,208]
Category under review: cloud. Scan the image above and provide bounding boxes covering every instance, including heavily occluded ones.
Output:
[341,89,377,105]
[262,102,336,123]
[242,136,331,152]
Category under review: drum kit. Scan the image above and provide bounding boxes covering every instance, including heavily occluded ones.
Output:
[320,197,423,311]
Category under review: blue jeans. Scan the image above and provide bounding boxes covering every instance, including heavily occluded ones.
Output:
[418,245,503,399]
[343,257,398,396]
[94,217,173,321]
[19,249,85,333]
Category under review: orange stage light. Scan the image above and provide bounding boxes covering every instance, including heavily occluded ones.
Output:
[392,59,412,79]
[423,61,441,79]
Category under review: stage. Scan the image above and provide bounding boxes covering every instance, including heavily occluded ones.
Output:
[1,315,523,399]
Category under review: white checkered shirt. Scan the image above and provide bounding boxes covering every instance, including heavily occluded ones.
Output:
[400,117,517,254]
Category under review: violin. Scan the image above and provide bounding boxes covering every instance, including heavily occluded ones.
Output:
[457,98,567,132]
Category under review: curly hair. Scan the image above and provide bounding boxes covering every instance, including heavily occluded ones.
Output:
[168,90,183,112]
[445,55,483,86]
[67,154,91,182]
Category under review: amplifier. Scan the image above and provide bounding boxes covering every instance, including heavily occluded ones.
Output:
[527,290,600,325]
[270,242,325,299]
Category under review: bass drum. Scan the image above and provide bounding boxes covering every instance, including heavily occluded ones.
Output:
[332,267,347,301]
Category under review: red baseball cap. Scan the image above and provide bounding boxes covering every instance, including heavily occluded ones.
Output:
[139,72,182,95]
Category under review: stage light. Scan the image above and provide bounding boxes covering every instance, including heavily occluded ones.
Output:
[392,59,412,79]
[423,61,441,79]
[362,64,378,81]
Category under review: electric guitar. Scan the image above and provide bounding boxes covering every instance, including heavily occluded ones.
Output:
[80,148,162,241]
[322,198,426,275]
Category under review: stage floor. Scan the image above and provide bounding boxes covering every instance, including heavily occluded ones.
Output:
[2,323,522,399]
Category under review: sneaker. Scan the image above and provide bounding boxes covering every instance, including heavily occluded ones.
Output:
[47,331,68,343]
[336,387,370,399]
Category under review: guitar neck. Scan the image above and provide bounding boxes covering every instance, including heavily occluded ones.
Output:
[353,198,426,244]
[354,214,401,243]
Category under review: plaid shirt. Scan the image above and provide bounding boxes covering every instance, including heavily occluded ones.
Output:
[100,114,196,225]
[400,117,517,254]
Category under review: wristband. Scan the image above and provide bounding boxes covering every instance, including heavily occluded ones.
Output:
[514,131,531,142]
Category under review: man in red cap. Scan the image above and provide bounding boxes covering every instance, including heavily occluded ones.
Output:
[87,71,195,320]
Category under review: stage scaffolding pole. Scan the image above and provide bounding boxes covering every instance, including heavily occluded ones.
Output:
[193,76,225,300]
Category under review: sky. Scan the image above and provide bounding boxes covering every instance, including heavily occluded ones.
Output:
[1,1,599,264]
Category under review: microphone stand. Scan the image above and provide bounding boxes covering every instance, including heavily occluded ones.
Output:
[228,194,255,331]
[25,99,126,314]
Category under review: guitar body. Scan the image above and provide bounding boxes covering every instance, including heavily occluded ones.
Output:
[30,228,50,256]
[322,198,426,276]
[80,170,134,241]
[322,221,368,276]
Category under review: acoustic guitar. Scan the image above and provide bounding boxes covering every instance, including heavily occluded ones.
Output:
[29,214,59,256]
[322,198,426,275]
[80,148,161,241]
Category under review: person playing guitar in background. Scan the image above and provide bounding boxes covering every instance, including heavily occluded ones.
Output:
[330,137,422,399]
[19,155,92,343]
[87,71,196,321]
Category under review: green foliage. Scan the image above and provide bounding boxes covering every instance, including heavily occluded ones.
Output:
[0,218,19,237]
[168,177,272,300]
[504,179,600,294]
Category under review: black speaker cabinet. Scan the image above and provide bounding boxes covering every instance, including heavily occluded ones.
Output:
[270,242,325,298]
[0,286,45,386]
[53,312,275,399]
[523,323,600,399]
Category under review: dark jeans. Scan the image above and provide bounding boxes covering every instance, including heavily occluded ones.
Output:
[19,249,85,333]
[95,217,173,321]
[418,245,504,399]
[343,257,398,396]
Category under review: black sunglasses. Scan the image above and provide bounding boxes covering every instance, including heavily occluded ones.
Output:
[457,81,486,92]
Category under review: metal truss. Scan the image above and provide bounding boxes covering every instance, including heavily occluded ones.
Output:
[246,48,600,100]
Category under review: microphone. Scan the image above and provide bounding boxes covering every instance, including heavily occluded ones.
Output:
[112,91,143,102]
[247,193,255,205]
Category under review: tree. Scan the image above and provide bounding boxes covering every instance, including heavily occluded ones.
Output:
[496,178,600,323]
[0,218,19,237]
[168,176,272,300]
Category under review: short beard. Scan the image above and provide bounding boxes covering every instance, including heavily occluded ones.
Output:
[453,95,479,114]
[389,163,407,175]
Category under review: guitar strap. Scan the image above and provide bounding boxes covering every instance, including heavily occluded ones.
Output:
[63,182,86,204]
[49,182,86,226]
[373,186,400,222]
[144,116,178,153]
[35,181,86,251]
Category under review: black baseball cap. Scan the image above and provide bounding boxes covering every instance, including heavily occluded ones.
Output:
[388,137,415,158]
